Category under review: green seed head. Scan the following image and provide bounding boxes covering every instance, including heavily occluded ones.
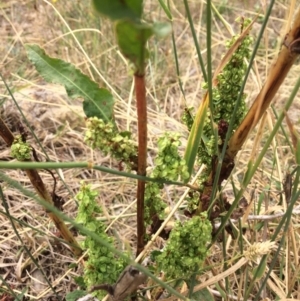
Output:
[11,136,31,161]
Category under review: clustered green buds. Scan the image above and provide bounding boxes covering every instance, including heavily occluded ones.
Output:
[181,19,253,198]
[181,107,194,132]
[10,135,31,160]
[198,19,253,167]
[85,117,137,167]
[76,182,126,298]
[144,133,189,226]
[156,212,212,279]
[152,133,190,181]
[144,182,166,226]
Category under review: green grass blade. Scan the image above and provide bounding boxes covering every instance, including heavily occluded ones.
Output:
[205,0,214,127]
[183,1,214,181]
[184,99,208,179]
[167,0,187,103]
[157,0,172,20]
[25,44,114,121]
[271,105,293,152]
[183,0,207,82]
[292,140,300,196]
[0,276,22,300]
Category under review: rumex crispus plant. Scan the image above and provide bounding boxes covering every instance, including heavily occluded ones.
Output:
[1,1,300,300]
[75,182,127,298]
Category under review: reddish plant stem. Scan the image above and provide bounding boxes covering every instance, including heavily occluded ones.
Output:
[135,74,147,256]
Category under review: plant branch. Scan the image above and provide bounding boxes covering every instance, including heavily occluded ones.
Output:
[0,161,201,190]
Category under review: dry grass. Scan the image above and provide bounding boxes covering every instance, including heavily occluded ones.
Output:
[0,0,300,300]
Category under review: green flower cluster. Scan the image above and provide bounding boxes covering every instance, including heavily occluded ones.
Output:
[185,191,201,212]
[84,117,137,167]
[152,133,190,181]
[76,183,126,298]
[144,133,189,226]
[181,107,194,132]
[198,19,253,166]
[156,212,212,279]
[10,135,31,160]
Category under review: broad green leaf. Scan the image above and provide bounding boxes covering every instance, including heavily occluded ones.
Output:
[115,21,153,74]
[26,44,114,121]
[92,0,142,21]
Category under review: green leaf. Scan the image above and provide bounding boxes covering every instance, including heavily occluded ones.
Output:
[150,250,162,261]
[92,0,142,21]
[191,287,214,301]
[254,222,264,231]
[66,290,86,301]
[115,21,153,74]
[82,89,114,120]
[73,276,86,289]
[25,44,114,121]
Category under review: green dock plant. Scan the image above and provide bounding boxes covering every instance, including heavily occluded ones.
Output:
[144,132,190,226]
[75,182,127,298]
[10,136,32,161]
[183,19,252,188]
[85,117,137,168]
[181,19,253,215]
[156,212,212,280]
[13,0,300,299]
[23,8,254,295]
[198,18,252,166]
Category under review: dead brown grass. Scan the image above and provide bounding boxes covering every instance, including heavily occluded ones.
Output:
[1,0,300,300]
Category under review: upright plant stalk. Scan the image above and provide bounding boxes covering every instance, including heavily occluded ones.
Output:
[135,74,147,255]
[91,1,172,257]
[0,118,82,256]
